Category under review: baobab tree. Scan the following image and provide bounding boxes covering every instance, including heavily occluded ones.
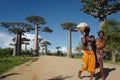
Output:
[80,0,120,29]
[61,22,77,58]
[25,15,53,56]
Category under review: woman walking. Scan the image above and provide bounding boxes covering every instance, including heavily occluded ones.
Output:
[78,27,96,80]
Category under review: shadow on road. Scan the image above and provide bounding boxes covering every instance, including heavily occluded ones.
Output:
[0,73,19,80]
[47,75,73,80]
[94,68,116,80]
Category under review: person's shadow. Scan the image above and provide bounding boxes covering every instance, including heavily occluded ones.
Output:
[94,68,116,80]
[48,75,73,80]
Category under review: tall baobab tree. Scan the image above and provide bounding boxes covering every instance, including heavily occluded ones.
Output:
[61,22,77,58]
[25,15,53,56]
[80,0,120,29]
[0,22,34,56]
[25,15,46,56]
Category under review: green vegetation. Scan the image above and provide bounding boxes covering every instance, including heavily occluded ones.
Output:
[0,56,38,75]
[102,19,120,63]
[72,54,82,59]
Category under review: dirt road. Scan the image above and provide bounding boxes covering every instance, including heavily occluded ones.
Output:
[0,56,120,80]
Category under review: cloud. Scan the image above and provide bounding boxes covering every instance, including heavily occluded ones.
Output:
[0,32,13,48]
[49,46,67,53]
[60,47,67,53]
[0,32,41,50]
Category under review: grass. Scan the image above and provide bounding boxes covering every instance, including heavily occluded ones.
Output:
[0,56,38,75]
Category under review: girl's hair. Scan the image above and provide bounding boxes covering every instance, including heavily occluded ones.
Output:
[98,31,104,36]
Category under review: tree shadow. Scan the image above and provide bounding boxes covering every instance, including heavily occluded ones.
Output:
[47,75,73,80]
[94,68,116,80]
[0,73,19,79]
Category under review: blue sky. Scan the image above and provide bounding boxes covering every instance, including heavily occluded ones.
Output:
[0,0,120,53]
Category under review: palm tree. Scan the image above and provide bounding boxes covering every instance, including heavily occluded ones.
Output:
[0,22,34,56]
[61,22,77,58]
[25,15,53,56]
[80,0,120,29]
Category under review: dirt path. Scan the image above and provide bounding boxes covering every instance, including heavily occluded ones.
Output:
[0,56,120,80]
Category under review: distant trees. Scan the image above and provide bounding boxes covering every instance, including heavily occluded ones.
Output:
[22,37,31,51]
[61,22,77,58]
[40,40,51,55]
[80,0,120,29]
[75,43,82,54]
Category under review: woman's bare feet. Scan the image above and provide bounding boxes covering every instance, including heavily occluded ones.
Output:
[78,70,82,78]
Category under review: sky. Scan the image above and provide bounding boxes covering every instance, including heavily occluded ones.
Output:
[0,0,120,53]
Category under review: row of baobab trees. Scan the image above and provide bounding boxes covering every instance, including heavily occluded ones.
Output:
[0,15,53,56]
[0,15,78,58]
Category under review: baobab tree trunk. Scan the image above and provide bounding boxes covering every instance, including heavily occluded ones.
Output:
[17,34,22,56]
[99,17,106,30]
[45,45,47,55]
[33,24,39,56]
[25,44,27,51]
[13,34,18,56]
[67,29,72,58]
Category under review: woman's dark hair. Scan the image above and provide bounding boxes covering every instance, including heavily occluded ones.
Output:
[84,27,90,33]
[98,31,104,36]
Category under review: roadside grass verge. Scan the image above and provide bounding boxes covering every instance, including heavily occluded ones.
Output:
[0,56,38,75]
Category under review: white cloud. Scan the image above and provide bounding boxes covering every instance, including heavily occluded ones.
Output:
[60,47,67,53]
[48,47,67,53]
[0,32,13,48]
[49,47,76,54]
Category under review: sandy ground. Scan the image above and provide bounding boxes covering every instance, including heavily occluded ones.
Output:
[0,55,120,80]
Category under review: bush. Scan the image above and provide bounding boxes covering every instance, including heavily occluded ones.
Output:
[0,48,13,57]
[72,53,82,59]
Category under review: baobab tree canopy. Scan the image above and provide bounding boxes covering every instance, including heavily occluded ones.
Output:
[80,0,120,18]
[80,0,120,29]
[25,15,46,25]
